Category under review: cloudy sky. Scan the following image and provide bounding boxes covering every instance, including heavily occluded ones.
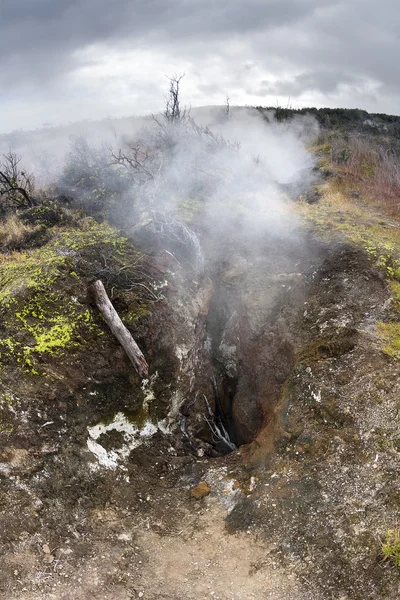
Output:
[1,0,399,132]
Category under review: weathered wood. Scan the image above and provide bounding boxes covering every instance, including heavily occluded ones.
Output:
[92,280,149,378]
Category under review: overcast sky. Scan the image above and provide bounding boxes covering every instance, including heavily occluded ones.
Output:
[1,0,399,133]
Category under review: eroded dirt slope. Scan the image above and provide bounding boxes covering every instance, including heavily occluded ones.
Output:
[1,187,400,599]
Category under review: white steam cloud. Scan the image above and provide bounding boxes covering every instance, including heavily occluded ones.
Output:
[0,103,319,265]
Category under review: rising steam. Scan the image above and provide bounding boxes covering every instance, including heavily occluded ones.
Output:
[0,80,319,267]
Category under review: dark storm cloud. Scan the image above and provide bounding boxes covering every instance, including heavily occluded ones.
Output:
[253,71,367,97]
[247,1,400,98]
[0,0,317,87]
[1,0,400,130]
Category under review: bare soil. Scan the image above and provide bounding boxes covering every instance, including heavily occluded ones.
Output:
[1,199,400,599]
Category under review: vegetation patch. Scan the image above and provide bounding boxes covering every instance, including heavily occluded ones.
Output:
[297,183,400,281]
[0,214,41,250]
[175,198,205,224]
[0,220,133,374]
[297,180,400,361]
[382,528,400,567]
[376,322,400,359]
[20,200,73,228]
[389,281,400,311]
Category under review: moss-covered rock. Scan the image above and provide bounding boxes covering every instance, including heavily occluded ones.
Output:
[0,220,132,374]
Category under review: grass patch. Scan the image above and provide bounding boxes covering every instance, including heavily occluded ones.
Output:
[297,180,400,360]
[376,322,400,359]
[311,130,400,218]
[390,281,400,310]
[382,528,400,567]
[297,183,400,281]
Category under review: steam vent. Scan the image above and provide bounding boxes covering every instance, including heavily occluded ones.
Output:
[2,98,400,598]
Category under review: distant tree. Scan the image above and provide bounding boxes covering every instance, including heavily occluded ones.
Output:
[163,74,188,125]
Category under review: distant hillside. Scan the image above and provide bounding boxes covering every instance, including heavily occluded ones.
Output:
[256,105,400,136]
[2,106,400,155]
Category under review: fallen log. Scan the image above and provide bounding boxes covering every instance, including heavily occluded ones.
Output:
[92,279,149,378]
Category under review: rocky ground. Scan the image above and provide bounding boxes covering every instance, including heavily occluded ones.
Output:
[1,178,400,599]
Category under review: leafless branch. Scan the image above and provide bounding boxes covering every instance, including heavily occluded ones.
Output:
[0,151,37,209]
[164,74,189,125]
[110,145,155,183]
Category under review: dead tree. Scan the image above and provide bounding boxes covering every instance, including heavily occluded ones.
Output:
[223,95,230,121]
[164,73,188,124]
[0,152,37,209]
[92,280,149,378]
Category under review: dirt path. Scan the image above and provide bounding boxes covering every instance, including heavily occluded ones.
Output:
[10,501,311,600]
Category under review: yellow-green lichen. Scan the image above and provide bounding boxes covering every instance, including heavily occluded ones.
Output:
[50,221,129,255]
[123,303,151,324]
[0,219,147,375]
[0,293,97,374]
[0,220,128,374]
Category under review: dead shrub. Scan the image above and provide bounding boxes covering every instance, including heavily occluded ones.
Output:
[321,132,400,216]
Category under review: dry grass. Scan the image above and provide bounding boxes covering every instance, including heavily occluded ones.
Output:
[344,137,400,214]
[314,131,400,218]
[0,214,39,249]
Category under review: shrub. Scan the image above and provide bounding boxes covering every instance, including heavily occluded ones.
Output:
[317,131,400,217]
[20,200,73,228]
[57,136,131,219]
[0,152,37,214]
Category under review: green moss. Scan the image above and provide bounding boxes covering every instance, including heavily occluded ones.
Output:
[124,303,151,324]
[382,528,400,567]
[50,221,128,255]
[390,281,400,312]
[0,252,65,308]
[0,422,14,434]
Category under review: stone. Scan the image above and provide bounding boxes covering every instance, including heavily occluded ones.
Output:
[190,482,211,499]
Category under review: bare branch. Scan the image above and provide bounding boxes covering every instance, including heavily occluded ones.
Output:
[0,152,37,209]
[92,280,149,378]
[110,145,155,183]
[164,73,189,125]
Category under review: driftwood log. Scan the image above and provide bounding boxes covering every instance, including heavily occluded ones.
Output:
[92,279,149,378]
